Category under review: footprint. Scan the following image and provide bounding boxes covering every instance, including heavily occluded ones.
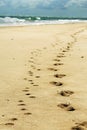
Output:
[37,69,41,71]
[29,96,36,98]
[58,103,75,111]
[48,68,58,71]
[28,60,34,63]
[10,118,18,121]
[50,81,63,86]
[80,122,87,127]
[59,90,74,96]
[62,50,67,52]
[54,74,66,78]
[28,80,33,82]
[28,71,33,76]
[29,74,33,77]
[6,99,10,101]
[67,106,75,111]
[35,76,40,78]
[18,100,24,102]
[30,65,36,69]
[81,56,84,58]
[28,71,33,75]
[57,56,65,58]
[18,104,26,106]
[30,57,33,59]
[76,121,87,128]
[22,90,29,92]
[23,78,27,80]
[58,103,69,108]
[53,63,58,66]
[25,93,31,95]
[24,112,32,115]
[53,59,61,62]
[21,108,27,111]
[67,46,70,49]
[30,82,34,85]
[54,63,64,66]
[57,63,64,65]
[25,87,29,89]
[5,123,14,126]
[33,85,39,86]
[71,126,84,130]
[2,115,5,117]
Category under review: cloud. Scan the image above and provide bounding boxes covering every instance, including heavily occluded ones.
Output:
[0,0,55,8]
[65,0,87,8]
[0,0,87,10]
[0,0,5,7]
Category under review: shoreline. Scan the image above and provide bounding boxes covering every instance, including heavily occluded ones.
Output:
[0,21,87,28]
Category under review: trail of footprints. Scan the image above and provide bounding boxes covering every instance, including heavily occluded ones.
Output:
[6,49,42,126]
[2,31,87,129]
[48,33,86,129]
[2,86,33,126]
[49,42,76,114]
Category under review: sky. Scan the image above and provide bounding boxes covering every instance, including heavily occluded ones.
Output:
[0,0,87,17]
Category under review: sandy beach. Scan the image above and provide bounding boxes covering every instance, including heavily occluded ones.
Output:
[0,23,87,130]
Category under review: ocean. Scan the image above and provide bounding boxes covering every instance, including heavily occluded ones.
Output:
[0,16,87,26]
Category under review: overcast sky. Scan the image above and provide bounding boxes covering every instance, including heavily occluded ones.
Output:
[0,0,87,17]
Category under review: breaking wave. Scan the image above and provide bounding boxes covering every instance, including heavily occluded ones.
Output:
[0,16,87,26]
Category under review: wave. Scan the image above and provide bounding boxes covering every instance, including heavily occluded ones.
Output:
[0,16,87,26]
[0,17,26,24]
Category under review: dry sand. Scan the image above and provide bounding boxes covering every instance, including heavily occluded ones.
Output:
[0,23,87,130]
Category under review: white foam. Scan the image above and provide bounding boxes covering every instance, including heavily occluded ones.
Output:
[36,17,41,20]
[0,17,25,25]
[0,17,87,26]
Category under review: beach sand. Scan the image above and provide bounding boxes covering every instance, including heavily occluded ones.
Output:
[0,23,87,130]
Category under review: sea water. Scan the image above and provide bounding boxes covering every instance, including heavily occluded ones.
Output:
[0,16,87,26]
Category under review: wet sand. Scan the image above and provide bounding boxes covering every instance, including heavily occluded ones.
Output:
[0,23,87,130]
